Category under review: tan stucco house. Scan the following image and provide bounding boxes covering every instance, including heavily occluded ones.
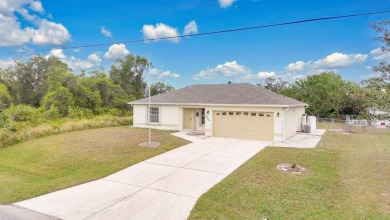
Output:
[129,83,308,141]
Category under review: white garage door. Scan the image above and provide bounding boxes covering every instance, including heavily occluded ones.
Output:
[213,111,274,141]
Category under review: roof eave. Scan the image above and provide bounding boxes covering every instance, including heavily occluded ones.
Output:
[128,102,308,108]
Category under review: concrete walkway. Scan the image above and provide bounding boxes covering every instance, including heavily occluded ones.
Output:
[15,134,270,220]
[269,129,326,148]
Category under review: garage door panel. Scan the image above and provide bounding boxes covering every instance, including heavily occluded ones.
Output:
[213,111,274,141]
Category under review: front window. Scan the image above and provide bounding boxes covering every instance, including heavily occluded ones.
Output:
[201,108,205,125]
[149,107,159,123]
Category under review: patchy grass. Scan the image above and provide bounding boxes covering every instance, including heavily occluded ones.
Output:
[0,127,189,204]
[316,121,345,129]
[190,131,390,219]
[0,116,133,148]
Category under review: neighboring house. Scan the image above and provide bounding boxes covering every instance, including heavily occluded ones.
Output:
[129,83,308,141]
[368,108,390,127]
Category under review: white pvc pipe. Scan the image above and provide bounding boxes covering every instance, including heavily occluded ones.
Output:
[282,106,290,143]
[148,84,151,144]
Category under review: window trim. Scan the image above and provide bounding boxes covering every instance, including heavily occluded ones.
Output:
[148,106,160,124]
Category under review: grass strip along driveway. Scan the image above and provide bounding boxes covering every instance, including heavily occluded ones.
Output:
[190,131,390,219]
[0,127,189,204]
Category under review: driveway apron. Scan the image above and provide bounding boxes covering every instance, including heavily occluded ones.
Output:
[15,135,270,220]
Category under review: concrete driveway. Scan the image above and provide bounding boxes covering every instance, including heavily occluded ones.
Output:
[15,133,270,220]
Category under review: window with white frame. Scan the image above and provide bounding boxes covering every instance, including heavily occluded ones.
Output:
[149,107,159,123]
[201,108,205,125]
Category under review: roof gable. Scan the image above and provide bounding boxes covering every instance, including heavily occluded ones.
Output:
[130,83,307,107]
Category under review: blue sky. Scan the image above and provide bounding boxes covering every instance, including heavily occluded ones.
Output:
[0,0,389,89]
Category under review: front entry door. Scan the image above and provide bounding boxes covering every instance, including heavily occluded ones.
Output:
[183,109,192,130]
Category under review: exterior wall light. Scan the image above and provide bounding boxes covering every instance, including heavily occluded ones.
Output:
[277,112,280,117]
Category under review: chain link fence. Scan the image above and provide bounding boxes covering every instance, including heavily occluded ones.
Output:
[316,118,346,130]
[316,117,390,133]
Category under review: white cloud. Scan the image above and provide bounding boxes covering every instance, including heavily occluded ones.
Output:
[67,56,95,70]
[240,74,256,82]
[29,1,44,13]
[47,48,66,59]
[183,20,198,35]
[312,52,367,69]
[19,7,37,21]
[46,49,101,71]
[142,23,180,43]
[193,61,250,80]
[370,48,382,56]
[87,53,101,64]
[284,52,368,76]
[0,58,14,69]
[281,72,305,82]
[149,68,180,79]
[219,0,236,8]
[257,71,275,78]
[370,48,390,61]
[101,26,112,37]
[104,43,130,60]
[237,71,276,82]
[0,13,31,46]
[0,1,71,46]
[240,71,304,84]
[28,19,71,45]
[285,61,306,72]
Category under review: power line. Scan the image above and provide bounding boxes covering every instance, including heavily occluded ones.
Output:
[2,10,390,56]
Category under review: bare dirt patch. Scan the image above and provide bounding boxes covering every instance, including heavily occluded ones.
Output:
[277,163,306,173]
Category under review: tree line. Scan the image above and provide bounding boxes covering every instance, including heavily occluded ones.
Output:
[259,71,389,118]
[0,54,174,118]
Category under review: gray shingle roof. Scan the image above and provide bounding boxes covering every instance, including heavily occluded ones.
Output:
[129,83,307,107]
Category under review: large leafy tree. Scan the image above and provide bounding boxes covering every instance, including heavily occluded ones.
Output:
[109,54,151,99]
[45,65,102,113]
[150,81,175,96]
[282,72,348,117]
[360,77,390,118]
[1,56,69,107]
[371,20,390,81]
[41,86,74,116]
[341,81,368,116]
[257,76,288,94]
[365,20,390,114]
[82,72,131,109]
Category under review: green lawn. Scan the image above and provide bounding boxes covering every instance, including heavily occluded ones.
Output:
[316,121,345,130]
[0,126,189,204]
[190,131,390,219]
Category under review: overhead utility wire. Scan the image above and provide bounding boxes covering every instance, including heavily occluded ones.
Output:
[2,10,390,56]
